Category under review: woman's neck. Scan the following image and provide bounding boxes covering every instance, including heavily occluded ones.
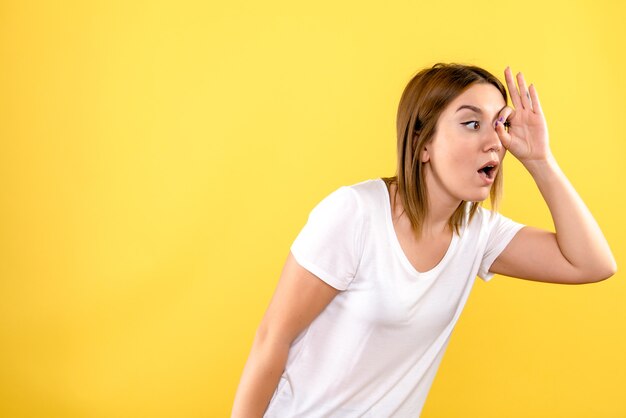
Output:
[388,181,457,237]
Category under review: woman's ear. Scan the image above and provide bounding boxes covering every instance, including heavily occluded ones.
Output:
[420,145,430,163]
[414,132,429,162]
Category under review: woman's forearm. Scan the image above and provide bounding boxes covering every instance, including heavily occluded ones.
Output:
[231,331,290,418]
[524,155,617,278]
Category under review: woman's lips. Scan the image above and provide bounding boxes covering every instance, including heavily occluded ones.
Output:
[478,168,495,185]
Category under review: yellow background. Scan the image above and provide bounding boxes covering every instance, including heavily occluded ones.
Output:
[1,0,624,417]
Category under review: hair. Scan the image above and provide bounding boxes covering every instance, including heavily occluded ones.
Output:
[381,62,508,238]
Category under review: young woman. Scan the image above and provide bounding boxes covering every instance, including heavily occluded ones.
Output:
[231,63,617,417]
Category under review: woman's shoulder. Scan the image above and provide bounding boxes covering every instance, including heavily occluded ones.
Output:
[325,178,384,208]
[463,203,500,232]
[464,203,522,236]
[344,178,384,194]
[352,178,392,210]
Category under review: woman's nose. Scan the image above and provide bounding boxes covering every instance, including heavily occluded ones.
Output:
[484,127,502,152]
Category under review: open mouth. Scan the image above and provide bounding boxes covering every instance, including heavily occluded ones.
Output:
[477,162,498,181]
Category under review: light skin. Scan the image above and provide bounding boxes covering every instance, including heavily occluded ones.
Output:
[386,82,508,273]
[230,67,617,417]
[421,82,507,215]
[484,67,615,283]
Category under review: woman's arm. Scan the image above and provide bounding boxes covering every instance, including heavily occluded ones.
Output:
[489,68,617,284]
[231,251,340,417]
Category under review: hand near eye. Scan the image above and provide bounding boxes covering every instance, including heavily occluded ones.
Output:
[496,67,552,165]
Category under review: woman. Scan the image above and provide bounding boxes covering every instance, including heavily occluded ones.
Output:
[231,63,617,417]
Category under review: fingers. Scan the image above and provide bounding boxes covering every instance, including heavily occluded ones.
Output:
[516,71,532,111]
[497,106,514,123]
[528,83,543,115]
[495,106,514,149]
[504,67,523,110]
[495,106,514,133]
[495,118,512,149]
[504,67,537,113]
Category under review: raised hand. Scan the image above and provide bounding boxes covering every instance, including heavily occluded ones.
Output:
[495,67,552,165]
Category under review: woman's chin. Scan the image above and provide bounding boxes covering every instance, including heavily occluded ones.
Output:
[463,192,490,203]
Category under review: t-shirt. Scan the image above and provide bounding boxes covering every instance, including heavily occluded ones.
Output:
[263,178,525,417]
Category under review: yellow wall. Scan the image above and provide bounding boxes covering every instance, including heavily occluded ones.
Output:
[1,0,624,416]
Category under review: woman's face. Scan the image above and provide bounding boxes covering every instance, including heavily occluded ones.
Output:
[421,82,507,204]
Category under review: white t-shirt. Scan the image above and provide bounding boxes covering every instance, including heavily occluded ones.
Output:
[264,178,524,417]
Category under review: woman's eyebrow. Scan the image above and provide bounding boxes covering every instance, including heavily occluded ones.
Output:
[455,104,507,115]
[455,105,482,114]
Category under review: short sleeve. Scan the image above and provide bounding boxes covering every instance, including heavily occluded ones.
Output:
[289,186,366,291]
[478,211,525,282]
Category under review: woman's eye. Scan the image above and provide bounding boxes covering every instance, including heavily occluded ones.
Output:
[462,121,480,130]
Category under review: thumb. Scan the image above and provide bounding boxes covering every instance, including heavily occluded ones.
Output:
[496,120,512,150]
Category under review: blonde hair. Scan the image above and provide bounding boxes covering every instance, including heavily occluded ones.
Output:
[382,63,507,238]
